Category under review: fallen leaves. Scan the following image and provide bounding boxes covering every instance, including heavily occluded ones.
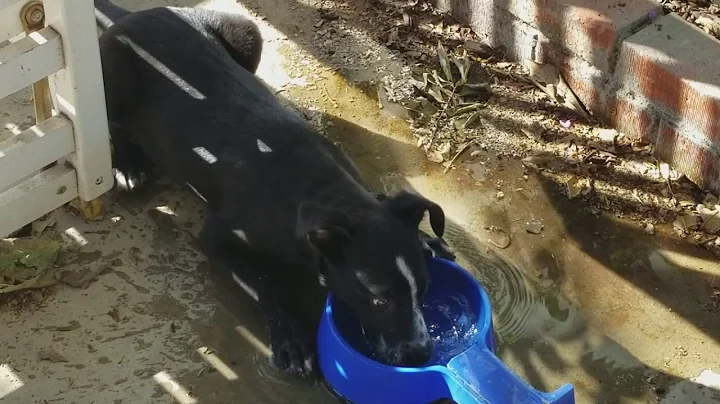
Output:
[564,175,591,199]
[0,234,64,294]
[697,202,720,234]
[524,60,589,119]
[407,42,491,159]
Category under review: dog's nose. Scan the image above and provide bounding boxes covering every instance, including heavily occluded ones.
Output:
[400,343,432,367]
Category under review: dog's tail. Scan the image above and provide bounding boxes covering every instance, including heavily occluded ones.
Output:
[94,0,132,31]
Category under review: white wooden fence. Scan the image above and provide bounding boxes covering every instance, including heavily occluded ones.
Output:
[0,0,113,237]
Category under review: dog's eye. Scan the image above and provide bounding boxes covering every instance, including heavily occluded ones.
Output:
[372,298,388,308]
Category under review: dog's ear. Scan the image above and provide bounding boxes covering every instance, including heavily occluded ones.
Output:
[296,202,352,262]
[382,190,445,237]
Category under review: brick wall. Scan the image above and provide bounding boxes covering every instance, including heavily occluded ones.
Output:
[435,0,720,194]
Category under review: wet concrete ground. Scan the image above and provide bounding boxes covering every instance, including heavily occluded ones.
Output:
[2,0,720,403]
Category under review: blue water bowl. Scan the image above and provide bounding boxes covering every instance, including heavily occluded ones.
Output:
[317,257,577,404]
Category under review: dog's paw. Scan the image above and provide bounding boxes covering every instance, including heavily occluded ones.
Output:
[270,323,315,377]
[112,167,148,192]
[419,231,456,261]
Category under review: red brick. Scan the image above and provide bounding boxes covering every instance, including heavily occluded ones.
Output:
[655,121,720,194]
[609,98,658,142]
[501,0,660,71]
[437,0,660,71]
[536,44,615,119]
[615,14,720,146]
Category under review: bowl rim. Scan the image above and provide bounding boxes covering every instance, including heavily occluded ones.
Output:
[320,256,494,372]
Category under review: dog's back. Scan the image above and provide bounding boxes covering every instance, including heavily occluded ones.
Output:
[99,6,350,206]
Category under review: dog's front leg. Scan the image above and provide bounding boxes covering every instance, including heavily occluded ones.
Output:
[199,215,316,376]
[108,121,153,192]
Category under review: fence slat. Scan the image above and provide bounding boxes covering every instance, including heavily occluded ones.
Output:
[0,26,64,100]
[0,164,78,237]
[0,115,75,193]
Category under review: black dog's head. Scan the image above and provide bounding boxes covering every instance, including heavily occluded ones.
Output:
[296,190,445,366]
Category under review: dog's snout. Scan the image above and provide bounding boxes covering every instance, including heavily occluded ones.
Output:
[399,342,432,367]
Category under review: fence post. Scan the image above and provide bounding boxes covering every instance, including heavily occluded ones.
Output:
[42,0,113,207]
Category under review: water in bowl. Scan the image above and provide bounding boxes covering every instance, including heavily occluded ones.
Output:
[333,289,479,367]
[423,292,479,365]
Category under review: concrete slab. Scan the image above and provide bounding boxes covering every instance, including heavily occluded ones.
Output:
[1,0,720,403]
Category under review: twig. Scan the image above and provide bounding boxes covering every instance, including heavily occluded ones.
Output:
[581,149,598,163]
[443,139,476,174]
[323,85,338,108]
[425,83,457,151]
[666,177,675,201]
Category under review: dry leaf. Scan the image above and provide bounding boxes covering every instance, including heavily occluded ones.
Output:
[674,213,701,232]
[698,204,720,234]
[437,42,454,83]
[565,175,583,199]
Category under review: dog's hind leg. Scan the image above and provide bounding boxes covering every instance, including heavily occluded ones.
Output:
[199,214,316,376]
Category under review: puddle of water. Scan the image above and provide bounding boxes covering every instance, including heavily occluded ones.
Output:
[438,219,572,344]
[189,273,340,404]
[648,250,677,285]
[464,161,488,182]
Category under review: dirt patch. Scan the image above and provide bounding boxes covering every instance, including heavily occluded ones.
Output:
[297,0,720,259]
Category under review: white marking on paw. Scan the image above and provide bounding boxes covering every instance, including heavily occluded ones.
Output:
[192,146,218,164]
[396,255,430,344]
[231,272,259,301]
[113,169,128,190]
[318,274,327,287]
[256,139,272,153]
[303,357,314,373]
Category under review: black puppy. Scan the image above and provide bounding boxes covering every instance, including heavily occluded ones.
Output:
[95,0,451,376]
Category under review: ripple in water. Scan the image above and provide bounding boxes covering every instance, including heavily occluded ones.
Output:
[253,352,293,387]
[422,221,541,345]
[423,293,478,365]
